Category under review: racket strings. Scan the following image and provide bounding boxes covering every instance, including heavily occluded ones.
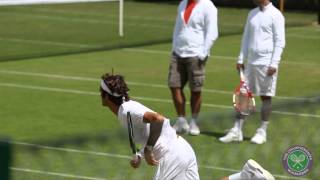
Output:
[233,85,255,115]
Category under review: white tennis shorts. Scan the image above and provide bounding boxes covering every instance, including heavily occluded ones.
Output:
[245,64,278,97]
[153,136,199,180]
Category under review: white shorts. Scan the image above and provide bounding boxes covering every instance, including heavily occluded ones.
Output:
[245,64,278,97]
[153,136,199,180]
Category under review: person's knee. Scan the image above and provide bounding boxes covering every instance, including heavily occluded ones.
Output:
[260,96,271,101]
[170,87,182,95]
[191,91,201,97]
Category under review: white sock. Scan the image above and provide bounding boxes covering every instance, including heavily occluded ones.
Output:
[190,119,198,125]
[191,114,198,124]
[260,121,269,132]
[233,119,244,131]
[177,116,186,122]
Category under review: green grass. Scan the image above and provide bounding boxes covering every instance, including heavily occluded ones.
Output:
[0,1,319,180]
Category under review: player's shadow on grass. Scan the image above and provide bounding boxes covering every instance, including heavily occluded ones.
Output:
[201,131,251,141]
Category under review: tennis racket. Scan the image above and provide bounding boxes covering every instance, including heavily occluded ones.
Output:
[126,112,138,155]
[233,68,256,116]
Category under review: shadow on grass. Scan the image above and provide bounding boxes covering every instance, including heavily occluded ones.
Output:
[0,38,172,63]
[201,131,251,141]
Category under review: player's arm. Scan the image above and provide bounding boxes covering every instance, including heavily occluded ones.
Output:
[143,112,165,123]
[268,13,285,76]
[237,13,251,70]
[202,3,218,60]
[172,4,183,52]
[143,112,165,166]
[143,112,164,147]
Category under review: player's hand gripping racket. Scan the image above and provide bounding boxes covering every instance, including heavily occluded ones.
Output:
[233,68,256,116]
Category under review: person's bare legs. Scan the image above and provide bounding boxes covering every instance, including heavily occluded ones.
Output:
[191,91,201,119]
[260,96,272,127]
[251,95,271,144]
[171,87,189,133]
[171,87,186,117]
[189,91,201,135]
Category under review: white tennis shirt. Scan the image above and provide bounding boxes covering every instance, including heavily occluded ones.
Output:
[117,100,177,158]
[238,3,285,69]
[172,0,218,59]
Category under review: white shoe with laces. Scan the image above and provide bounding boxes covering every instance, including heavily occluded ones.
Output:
[219,127,243,143]
[189,119,200,136]
[251,128,267,144]
[173,117,189,134]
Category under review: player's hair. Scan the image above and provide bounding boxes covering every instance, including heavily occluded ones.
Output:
[101,73,130,105]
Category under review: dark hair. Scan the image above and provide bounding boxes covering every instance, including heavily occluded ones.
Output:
[101,73,130,106]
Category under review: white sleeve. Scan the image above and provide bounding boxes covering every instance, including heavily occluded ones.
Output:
[270,13,285,69]
[126,107,145,125]
[203,3,218,58]
[238,13,251,64]
[172,5,182,52]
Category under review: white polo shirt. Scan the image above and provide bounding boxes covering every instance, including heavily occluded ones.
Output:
[172,0,218,59]
[117,100,177,159]
[238,3,285,69]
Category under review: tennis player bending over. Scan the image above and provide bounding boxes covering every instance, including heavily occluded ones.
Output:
[100,73,199,180]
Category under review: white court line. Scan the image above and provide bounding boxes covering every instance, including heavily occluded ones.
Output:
[0,69,314,101]
[22,7,177,22]
[6,141,310,180]
[0,82,319,118]
[5,7,318,37]
[287,34,320,40]
[6,7,319,37]
[0,33,318,67]
[122,48,320,67]
[0,37,100,48]
[0,11,172,29]
[0,82,98,96]
[2,7,242,25]
[11,141,131,159]
[122,48,235,60]
[0,12,320,39]
[11,167,107,180]
[0,0,117,6]
[287,26,320,32]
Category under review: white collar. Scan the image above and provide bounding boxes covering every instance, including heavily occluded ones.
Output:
[260,2,272,11]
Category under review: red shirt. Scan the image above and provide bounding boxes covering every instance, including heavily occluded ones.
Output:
[184,0,197,24]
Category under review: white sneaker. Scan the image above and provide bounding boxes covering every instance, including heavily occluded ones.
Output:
[251,128,267,144]
[240,159,275,180]
[189,120,200,136]
[219,128,243,143]
[173,117,189,134]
